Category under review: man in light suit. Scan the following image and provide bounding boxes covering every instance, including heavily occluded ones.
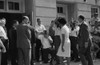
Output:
[78,15,93,65]
[0,18,8,65]
[17,16,34,65]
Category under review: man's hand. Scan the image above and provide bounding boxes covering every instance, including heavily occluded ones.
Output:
[85,42,88,48]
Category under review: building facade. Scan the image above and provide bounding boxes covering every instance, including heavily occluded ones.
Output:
[0,0,100,29]
[34,0,100,28]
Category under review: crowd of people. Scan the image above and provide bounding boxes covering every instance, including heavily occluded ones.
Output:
[0,14,100,65]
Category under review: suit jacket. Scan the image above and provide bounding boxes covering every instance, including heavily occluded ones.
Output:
[9,27,17,49]
[31,29,36,45]
[17,24,33,49]
[78,22,91,50]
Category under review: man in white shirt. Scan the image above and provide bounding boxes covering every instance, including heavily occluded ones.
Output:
[38,30,53,64]
[70,22,80,62]
[35,18,46,62]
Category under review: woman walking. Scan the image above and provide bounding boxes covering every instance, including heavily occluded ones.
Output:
[57,18,71,65]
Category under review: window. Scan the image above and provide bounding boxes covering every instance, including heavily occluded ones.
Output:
[95,0,97,4]
[8,2,19,10]
[15,2,19,10]
[8,2,13,10]
[91,7,99,17]
[0,1,4,9]
[57,7,64,14]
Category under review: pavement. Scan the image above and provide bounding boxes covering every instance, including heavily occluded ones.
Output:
[34,59,100,65]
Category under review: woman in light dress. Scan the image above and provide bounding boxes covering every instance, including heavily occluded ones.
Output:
[57,18,71,65]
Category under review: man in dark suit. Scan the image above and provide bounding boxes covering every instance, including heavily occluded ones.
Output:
[9,20,19,65]
[17,16,34,65]
[78,15,93,65]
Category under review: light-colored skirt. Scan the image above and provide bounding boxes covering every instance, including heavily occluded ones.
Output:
[57,42,71,57]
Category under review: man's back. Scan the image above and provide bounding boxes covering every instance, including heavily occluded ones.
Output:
[17,24,31,48]
[78,22,91,48]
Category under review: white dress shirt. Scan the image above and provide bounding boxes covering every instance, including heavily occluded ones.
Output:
[38,35,52,49]
[70,26,80,37]
[0,26,8,39]
[35,24,46,39]
[35,24,46,33]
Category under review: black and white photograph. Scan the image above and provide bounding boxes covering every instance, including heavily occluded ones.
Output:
[0,0,100,65]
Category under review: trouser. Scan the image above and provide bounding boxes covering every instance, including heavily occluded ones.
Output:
[35,38,42,61]
[42,48,54,63]
[31,44,35,65]
[1,39,8,65]
[70,36,79,60]
[42,48,50,63]
[18,48,31,65]
[79,47,93,65]
[10,48,18,65]
[54,35,61,64]
[0,52,1,65]
[96,42,100,58]
[50,36,55,61]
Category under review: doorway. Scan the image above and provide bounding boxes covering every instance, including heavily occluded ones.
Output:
[0,13,23,30]
[57,3,76,23]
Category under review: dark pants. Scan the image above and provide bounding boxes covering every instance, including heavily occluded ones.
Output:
[1,39,8,65]
[18,48,31,65]
[10,48,18,65]
[42,48,54,63]
[31,44,35,65]
[54,35,61,64]
[70,36,79,61]
[42,48,50,63]
[50,36,55,60]
[35,38,42,62]
[79,47,93,65]
[96,42,100,58]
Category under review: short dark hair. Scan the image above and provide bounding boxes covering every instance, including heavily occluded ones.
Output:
[51,20,54,23]
[57,17,66,25]
[37,18,40,21]
[78,15,85,20]
[12,20,18,25]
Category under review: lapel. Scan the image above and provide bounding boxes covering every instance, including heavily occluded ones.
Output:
[3,26,7,34]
